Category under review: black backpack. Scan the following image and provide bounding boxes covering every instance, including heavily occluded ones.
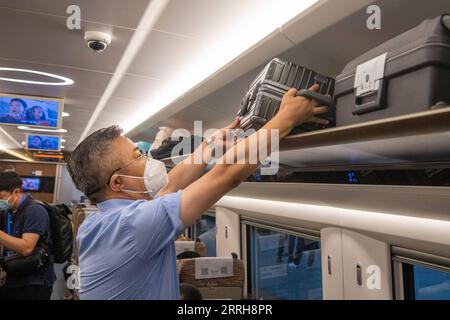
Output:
[37,202,73,264]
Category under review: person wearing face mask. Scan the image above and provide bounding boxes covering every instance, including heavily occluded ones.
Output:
[67,86,328,300]
[0,171,56,300]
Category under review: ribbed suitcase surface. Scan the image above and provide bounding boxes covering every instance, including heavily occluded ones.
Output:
[238,58,335,133]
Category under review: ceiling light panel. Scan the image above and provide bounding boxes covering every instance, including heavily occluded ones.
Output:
[0,67,74,86]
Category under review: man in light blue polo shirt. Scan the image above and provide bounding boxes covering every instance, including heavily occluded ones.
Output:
[76,192,183,299]
[68,86,327,299]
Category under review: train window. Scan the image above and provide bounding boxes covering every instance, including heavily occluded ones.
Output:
[247,226,322,300]
[191,214,216,257]
[404,264,450,300]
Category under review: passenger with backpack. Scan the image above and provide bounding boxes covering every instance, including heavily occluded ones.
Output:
[0,171,70,300]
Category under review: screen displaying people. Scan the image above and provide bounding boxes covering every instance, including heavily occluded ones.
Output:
[21,178,41,191]
[0,95,61,127]
[26,135,60,151]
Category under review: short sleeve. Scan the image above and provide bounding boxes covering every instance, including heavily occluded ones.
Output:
[123,191,184,260]
[22,204,49,237]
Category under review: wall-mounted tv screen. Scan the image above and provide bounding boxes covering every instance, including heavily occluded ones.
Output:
[20,176,54,193]
[26,134,61,151]
[22,177,41,191]
[0,93,63,128]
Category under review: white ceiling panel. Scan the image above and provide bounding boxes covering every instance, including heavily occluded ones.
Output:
[0,0,150,29]
[128,0,311,79]
[193,67,259,116]
[62,125,84,135]
[126,29,212,79]
[154,0,256,40]
[111,74,165,102]
[102,97,143,117]
[62,94,101,114]
[61,96,98,147]
[154,0,313,47]
[62,104,98,132]
[92,110,124,125]
[63,124,93,142]
[0,7,134,74]
[63,126,84,135]
[158,104,231,133]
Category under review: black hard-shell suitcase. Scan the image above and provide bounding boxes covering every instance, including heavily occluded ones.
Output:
[335,14,450,127]
[238,58,335,134]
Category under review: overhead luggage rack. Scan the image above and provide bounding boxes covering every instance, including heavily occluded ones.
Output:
[277,106,450,170]
[160,107,450,171]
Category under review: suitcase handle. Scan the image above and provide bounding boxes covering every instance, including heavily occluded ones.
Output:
[441,14,450,31]
[353,79,387,115]
[297,90,334,107]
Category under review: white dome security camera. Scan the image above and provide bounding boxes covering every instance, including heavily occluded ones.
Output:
[84,31,112,53]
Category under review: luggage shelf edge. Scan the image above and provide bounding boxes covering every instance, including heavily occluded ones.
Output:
[280,106,450,151]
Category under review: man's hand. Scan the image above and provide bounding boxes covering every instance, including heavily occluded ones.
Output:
[208,117,240,156]
[221,117,241,133]
[159,117,241,196]
[276,84,330,134]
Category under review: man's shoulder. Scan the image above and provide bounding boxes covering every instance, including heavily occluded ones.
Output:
[122,198,162,214]
[77,209,115,236]
[76,212,100,242]
[120,194,180,219]
[20,202,49,229]
[17,198,51,235]
[23,198,48,215]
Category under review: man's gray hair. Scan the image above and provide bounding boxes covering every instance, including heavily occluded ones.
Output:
[68,125,123,202]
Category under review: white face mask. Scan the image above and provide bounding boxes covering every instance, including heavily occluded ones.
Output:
[0,194,14,211]
[117,157,169,197]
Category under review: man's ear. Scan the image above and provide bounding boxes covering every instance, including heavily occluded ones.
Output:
[109,174,123,192]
